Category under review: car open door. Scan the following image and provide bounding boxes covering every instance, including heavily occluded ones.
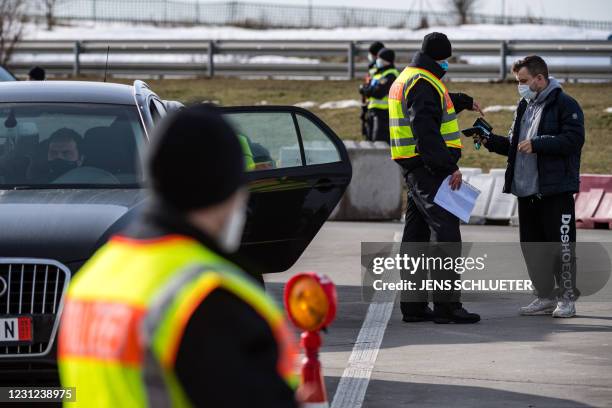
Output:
[220,106,352,272]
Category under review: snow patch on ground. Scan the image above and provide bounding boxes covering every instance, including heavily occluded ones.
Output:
[18,21,610,67]
[605,107,612,113]
[319,100,362,109]
[294,101,317,108]
[483,105,518,113]
[23,21,610,41]
[11,52,319,65]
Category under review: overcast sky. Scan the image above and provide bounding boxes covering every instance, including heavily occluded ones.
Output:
[194,0,611,21]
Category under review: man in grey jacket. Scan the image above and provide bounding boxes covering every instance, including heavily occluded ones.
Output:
[477,55,585,318]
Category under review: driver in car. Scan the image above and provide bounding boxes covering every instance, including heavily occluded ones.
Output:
[37,128,84,182]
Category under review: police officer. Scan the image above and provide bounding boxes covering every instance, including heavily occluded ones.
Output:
[389,32,482,323]
[360,41,385,140]
[28,66,45,80]
[360,48,400,143]
[58,105,298,407]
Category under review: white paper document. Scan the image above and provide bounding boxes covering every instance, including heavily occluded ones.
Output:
[433,176,481,223]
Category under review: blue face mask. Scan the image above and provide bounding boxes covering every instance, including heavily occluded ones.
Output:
[375,58,386,69]
[438,60,449,71]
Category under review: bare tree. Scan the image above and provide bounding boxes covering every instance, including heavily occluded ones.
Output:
[43,0,58,30]
[448,0,478,25]
[0,0,25,66]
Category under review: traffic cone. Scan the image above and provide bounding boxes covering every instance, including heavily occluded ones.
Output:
[298,331,329,408]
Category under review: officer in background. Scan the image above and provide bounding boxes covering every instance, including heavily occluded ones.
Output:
[58,105,298,407]
[360,41,385,140]
[28,66,45,80]
[360,48,399,143]
[389,32,482,324]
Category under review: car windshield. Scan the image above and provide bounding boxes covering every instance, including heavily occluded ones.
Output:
[0,103,145,188]
[0,67,16,81]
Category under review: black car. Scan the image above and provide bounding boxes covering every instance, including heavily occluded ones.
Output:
[0,80,351,383]
[0,66,17,82]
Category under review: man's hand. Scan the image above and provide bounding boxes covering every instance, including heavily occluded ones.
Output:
[518,140,533,154]
[473,135,488,145]
[472,100,485,116]
[449,169,462,191]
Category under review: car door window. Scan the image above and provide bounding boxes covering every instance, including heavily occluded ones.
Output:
[223,112,302,171]
[296,113,341,165]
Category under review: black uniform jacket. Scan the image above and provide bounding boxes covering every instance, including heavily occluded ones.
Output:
[395,52,474,176]
[121,203,297,408]
[362,64,399,110]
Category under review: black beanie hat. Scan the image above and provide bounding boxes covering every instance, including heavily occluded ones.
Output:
[377,48,395,63]
[147,104,246,211]
[421,32,452,61]
[369,41,385,55]
[28,66,45,80]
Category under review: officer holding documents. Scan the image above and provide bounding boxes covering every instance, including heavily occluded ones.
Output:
[475,55,584,318]
[389,32,482,324]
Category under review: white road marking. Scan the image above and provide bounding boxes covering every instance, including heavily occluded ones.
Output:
[330,238,401,408]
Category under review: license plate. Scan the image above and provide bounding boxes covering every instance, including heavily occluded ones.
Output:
[0,317,33,342]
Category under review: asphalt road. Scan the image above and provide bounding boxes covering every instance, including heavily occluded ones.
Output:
[265,222,612,408]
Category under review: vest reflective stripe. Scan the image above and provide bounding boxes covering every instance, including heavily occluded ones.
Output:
[388,67,462,160]
[391,132,461,147]
[367,67,400,110]
[58,236,297,408]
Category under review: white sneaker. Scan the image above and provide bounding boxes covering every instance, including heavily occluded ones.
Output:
[519,298,557,316]
[552,299,576,318]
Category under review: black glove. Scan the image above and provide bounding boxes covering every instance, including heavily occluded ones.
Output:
[359,84,369,96]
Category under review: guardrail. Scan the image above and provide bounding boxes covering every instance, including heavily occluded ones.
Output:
[8,39,612,81]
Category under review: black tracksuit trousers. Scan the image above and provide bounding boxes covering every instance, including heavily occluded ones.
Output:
[400,167,462,314]
[518,192,579,300]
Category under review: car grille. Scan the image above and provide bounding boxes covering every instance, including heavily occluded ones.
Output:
[0,260,70,356]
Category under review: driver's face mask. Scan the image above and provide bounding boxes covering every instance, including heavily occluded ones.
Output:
[48,158,79,177]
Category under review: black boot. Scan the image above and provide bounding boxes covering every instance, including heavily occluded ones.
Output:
[434,302,480,324]
[401,302,434,323]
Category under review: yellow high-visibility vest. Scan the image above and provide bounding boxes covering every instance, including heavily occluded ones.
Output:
[58,235,297,407]
[367,67,400,110]
[388,67,462,160]
[238,134,256,171]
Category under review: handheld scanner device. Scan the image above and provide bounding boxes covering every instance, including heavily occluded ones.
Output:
[474,117,492,136]
[461,117,493,150]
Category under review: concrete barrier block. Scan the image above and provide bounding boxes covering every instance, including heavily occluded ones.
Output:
[510,202,519,226]
[278,145,302,168]
[488,168,507,178]
[467,174,495,224]
[330,141,403,221]
[279,143,339,168]
[460,167,483,180]
[486,175,517,221]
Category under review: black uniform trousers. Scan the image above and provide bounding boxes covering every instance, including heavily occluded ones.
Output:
[366,108,390,143]
[518,192,578,300]
[400,166,462,315]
